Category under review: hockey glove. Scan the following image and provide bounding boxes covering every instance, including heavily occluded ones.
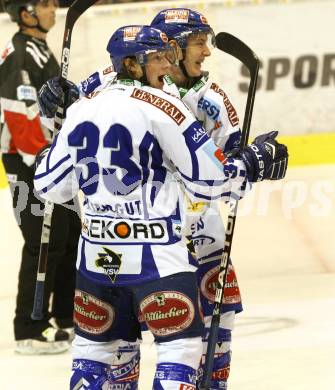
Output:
[240,131,288,182]
[38,77,79,118]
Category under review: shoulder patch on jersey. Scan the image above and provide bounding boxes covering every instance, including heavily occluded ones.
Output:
[102,65,114,75]
[81,71,101,95]
[17,85,37,101]
[210,83,239,127]
[183,121,209,152]
[131,88,186,125]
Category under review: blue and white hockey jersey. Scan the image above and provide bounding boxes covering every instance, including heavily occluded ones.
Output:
[34,82,248,286]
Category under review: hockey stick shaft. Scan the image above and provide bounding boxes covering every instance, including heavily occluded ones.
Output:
[200,32,260,389]
[31,0,99,320]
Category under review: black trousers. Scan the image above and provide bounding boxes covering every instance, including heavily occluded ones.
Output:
[2,154,81,340]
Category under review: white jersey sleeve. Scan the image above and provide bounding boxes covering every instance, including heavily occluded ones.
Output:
[35,131,79,203]
[41,66,117,132]
[162,75,245,264]
[78,65,116,97]
[164,74,241,152]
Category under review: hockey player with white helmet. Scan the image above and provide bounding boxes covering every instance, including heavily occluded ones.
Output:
[34,24,287,390]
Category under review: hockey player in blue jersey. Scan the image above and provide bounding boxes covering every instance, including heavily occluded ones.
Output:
[34,25,287,390]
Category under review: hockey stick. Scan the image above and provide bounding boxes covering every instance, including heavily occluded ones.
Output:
[199,32,260,389]
[31,0,99,320]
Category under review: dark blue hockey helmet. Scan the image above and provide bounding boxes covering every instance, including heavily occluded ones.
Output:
[106,25,175,73]
[150,8,216,49]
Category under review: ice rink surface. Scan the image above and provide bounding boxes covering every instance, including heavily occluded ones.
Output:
[0,165,334,389]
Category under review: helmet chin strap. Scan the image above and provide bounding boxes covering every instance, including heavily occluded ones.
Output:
[119,64,148,85]
[179,49,201,89]
[141,66,149,85]
[180,61,189,79]
[179,49,189,79]
[21,21,49,33]
[35,22,49,34]
[21,7,49,34]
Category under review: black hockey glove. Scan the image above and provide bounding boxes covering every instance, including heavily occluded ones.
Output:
[34,144,50,171]
[239,131,288,182]
[38,77,79,118]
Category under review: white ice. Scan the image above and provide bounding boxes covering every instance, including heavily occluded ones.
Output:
[0,165,334,389]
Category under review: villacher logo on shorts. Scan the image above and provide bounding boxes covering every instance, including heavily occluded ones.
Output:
[74,290,115,334]
[140,291,195,336]
[200,265,241,304]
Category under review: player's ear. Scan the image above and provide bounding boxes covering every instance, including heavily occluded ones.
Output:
[20,9,38,27]
[169,40,183,61]
[123,57,143,79]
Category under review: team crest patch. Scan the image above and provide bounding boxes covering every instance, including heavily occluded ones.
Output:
[123,26,142,41]
[74,290,114,334]
[95,247,122,282]
[140,291,195,336]
[172,219,182,237]
[200,265,241,304]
